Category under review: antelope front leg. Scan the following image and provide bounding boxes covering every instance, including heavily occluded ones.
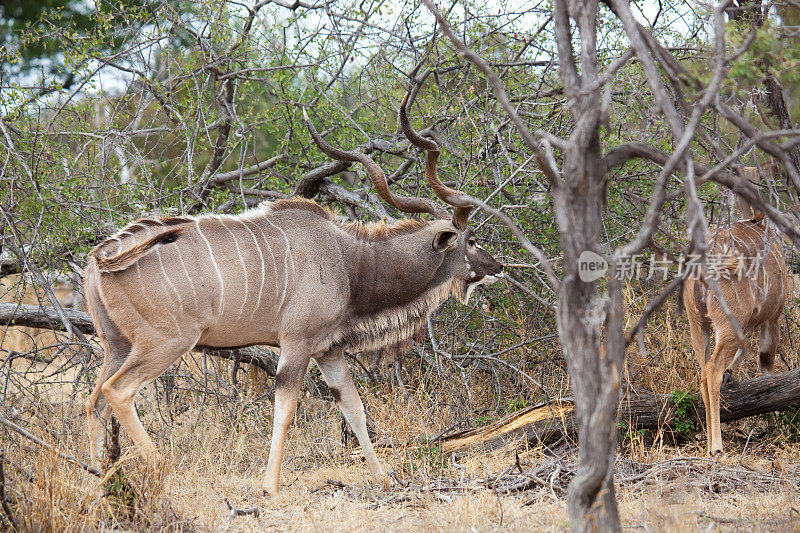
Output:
[705,359,727,455]
[705,336,740,455]
[699,365,713,455]
[263,352,309,497]
[315,350,389,488]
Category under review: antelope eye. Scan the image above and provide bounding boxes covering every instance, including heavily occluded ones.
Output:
[468,238,477,247]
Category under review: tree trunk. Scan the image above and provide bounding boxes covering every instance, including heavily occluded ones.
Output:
[550,1,622,529]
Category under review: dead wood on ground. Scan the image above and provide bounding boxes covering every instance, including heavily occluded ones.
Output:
[439,368,800,453]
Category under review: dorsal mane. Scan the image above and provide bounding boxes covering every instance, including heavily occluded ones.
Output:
[270,197,430,241]
[92,215,194,256]
[343,219,429,241]
[270,198,336,220]
[119,215,193,234]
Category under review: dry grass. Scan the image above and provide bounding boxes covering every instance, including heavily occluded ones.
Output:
[3,378,800,532]
[2,281,800,531]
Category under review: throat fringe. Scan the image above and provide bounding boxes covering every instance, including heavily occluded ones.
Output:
[334,280,457,352]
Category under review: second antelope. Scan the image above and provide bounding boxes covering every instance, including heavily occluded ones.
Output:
[83,95,503,495]
[683,163,788,455]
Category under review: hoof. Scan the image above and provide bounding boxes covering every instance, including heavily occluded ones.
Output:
[136,445,161,462]
[377,473,392,489]
[370,469,392,490]
[721,369,733,385]
[708,448,723,457]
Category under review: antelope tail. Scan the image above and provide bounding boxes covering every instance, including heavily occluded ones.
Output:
[93,228,182,273]
[83,258,105,339]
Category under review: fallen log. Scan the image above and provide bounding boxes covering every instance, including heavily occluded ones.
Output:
[0,302,95,334]
[440,368,800,453]
[624,368,800,428]
[438,398,576,453]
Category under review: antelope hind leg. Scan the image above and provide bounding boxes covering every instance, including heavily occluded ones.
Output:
[722,347,746,385]
[263,350,309,497]
[86,383,113,470]
[759,321,780,376]
[315,350,389,488]
[101,334,199,463]
[86,334,132,470]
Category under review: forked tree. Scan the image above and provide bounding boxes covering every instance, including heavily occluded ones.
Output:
[423,0,800,530]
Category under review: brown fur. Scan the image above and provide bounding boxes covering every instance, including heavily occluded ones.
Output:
[270,197,429,241]
[82,196,502,495]
[270,197,336,219]
[684,189,788,454]
[343,218,429,242]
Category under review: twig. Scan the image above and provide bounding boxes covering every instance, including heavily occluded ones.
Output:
[624,275,685,343]
[736,428,755,470]
[0,452,18,532]
[698,511,746,524]
[0,416,102,477]
[209,481,260,520]
[223,496,260,521]
[389,469,408,488]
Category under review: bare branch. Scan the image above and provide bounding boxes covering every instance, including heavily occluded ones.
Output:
[0,416,102,478]
[419,0,554,182]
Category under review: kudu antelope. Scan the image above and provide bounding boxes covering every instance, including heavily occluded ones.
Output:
[682,163,788,455]
[83,96,503,495]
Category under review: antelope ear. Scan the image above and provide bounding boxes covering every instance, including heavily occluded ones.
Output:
[432,230,458,252]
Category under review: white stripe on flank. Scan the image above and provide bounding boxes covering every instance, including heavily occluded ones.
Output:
[174,245,198,307]
[196,219,225,316]
[253,223,279,300]
[135,262,152,309]
[134,227,169,330]
[220,219,249,320]
[264,218,294,310]
[240,219,266,319]
[156,247,183,336]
